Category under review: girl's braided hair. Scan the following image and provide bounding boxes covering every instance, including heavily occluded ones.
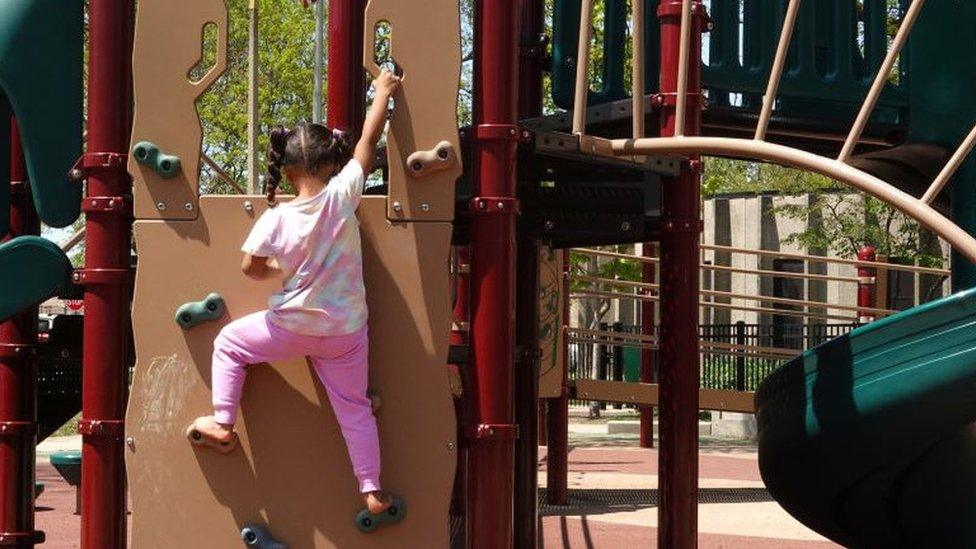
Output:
[265,122,353,203]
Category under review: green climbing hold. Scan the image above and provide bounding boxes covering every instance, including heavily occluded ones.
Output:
[241,524,286,548]
[133,141,182,179]
[355,497,406,533]
[0,236,71,322]
[175,293,226,330]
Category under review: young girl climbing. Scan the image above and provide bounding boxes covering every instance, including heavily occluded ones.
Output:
[188,69,402,517]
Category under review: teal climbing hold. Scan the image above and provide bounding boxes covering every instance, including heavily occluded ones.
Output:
[132,141,182,179]
[174,294,226,330]
[0,236,71,322]
[355,497,406,533]
[0,0,84,228]
[241,524,286,548]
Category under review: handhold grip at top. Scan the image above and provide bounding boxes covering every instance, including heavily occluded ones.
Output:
[406,141,457,179]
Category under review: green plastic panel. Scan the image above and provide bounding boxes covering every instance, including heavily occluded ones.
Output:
[0,93,10,237]
[0,0,84,228]
[550,0,906,123]
[756,288,976,546]
[0,236,72,321]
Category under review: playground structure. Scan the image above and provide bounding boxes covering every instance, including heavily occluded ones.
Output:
[3,0,976,547]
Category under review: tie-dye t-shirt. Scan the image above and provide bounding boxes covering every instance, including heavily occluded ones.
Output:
[241,160,367,336]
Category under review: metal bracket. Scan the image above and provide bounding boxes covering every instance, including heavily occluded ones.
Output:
[468,423,519,441]
[0,422,36,437]
[77,419,125,437]
[651,93,706,108]
[8,181,29,196]
[472,124,522,142]
[68,152,128,182]
[469,197,521,216]
[0,531,45,546]
[72,268,129,287]
[82,196,131,215]
[0,344,34,358]
[519,32,550,60]
[661,219,704,234]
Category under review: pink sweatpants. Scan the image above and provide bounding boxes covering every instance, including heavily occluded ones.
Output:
[210,310,380,493]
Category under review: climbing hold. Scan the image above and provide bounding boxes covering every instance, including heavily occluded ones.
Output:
[185,419,238,454]
[406,141,456,179]
[132,141,182,179]
[356,497,407,533]
[174,293,225,329]
[240,524,286,548]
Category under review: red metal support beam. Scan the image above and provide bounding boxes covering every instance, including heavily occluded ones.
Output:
[857,245,877,323]
[467,0,520,546]
[545,254,570,505]
[640,243,657,448]
[80,1,134,547]
[0,118,42,548]
[513,0,545,545]
[657,2,705,547]
[327,0,367,131]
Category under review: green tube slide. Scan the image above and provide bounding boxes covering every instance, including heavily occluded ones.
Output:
[755,288,976,547]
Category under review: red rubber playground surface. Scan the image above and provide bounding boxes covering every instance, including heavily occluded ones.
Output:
[34,440,839,548]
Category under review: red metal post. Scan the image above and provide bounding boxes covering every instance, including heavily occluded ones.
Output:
[0,118,42,548]
[327,0,367,131]
[640,243,657,448]
[467,0,520,546]
[857,245,877,323]
[513,0,545,545]
[545,253,570,505]
[657,2,704,547]
[80,1,134,547]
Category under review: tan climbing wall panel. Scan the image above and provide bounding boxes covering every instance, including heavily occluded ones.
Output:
[126,196,456,548]
[538,247,565,398]
[364,0,462,222]
[128,0,227,220]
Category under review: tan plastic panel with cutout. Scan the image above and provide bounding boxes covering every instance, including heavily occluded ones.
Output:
[538,247,565,399]
[126,196,456,548]
[364,0,462,222]
[128,0,228,220]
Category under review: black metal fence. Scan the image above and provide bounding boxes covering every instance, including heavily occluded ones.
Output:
[568,321,859,403]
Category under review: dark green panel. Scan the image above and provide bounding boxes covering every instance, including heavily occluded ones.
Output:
[756,288,976,546]
[0,0,84,228]
[0,236,72,322]
[0,93,10,237]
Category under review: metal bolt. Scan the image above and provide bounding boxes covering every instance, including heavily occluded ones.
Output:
[508,128,517,136]
[72,272,82,283]
[496,202,505,210]
[68,168,85,182]
[621,222,632,231]
[156,202,166,211]
[522,130,531,139]
[392,201,403,213]
[244,201,254,212]
[421,203,430,212]
[184,203,194,211]
[126,437,135,450]
[447,442,456,451]
[544,220,554,230]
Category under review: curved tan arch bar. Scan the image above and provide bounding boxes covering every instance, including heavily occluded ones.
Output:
[612,136,976,264]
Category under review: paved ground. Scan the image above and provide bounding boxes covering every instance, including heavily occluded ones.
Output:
[32,412,839,548]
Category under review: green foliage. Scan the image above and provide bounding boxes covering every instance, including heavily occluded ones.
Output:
[569,245,641,292]
[196,0,316,194]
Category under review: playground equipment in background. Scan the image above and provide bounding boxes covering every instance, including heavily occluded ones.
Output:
[123,0,460,546]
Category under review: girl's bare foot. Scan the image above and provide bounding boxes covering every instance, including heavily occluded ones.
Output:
[186,416,238,454]
[364,491,392,515]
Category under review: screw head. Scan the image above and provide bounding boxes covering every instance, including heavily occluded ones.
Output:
[126,437,135,449]
[421,203,430,212]
[184,203,194,211]
[244,201,254,212]
[544,220,555,230]
[447,442,456,451]
[156,202,166,211]
[72,272,82,283]
[496,201,505,210]
[621,222,632,231]
[68,168,85,182]
[392,201,403,212]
